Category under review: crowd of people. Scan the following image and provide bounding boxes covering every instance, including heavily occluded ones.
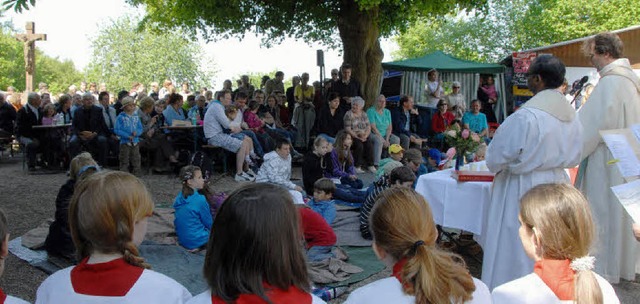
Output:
[0,31,638,303]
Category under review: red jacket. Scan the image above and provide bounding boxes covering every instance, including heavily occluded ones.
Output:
[298,208,336,248]
[432,111,455,133]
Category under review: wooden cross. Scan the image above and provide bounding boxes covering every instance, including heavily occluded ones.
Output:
[14,22,46,93]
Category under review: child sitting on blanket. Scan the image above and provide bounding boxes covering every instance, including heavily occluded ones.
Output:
[376,144,404,178]
[307,178,337,224]
[346,187,491,304]
[492,184,619,303]
[173,165,213,251]
[328,130,363,189]
[36,171,192,303]
[45,152,100,261]
[189,184,327,303]
[0,209,30,304]
[297,199,337,262]
[255,137,304,193]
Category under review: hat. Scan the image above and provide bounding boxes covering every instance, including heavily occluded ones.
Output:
[388,144,404,154]
[382,161,403,176]
[121,96,135,107]
[428,148,442,165]
[452,81,461,88]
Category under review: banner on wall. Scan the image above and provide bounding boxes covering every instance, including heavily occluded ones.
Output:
[512,51,537,108]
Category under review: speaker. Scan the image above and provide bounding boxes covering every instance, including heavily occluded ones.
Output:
[316,50,324,67]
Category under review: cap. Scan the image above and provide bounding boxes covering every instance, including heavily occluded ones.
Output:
[388,144,404,154]
[428,148,442,165]
[121,96,135,107]
[452,81,461,88]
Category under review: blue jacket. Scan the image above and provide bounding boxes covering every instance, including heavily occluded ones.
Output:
[114,112,143,145]
[391,107,421,137]
[173,191,213,250]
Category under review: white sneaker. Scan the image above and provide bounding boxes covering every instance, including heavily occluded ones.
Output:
[246,168,257,177]
[355,167,365,174]
[234,172,255,182]
[367,166,377,173]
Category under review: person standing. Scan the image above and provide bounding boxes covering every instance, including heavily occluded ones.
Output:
[576,32,640,284]
[482,55,583,289]
[15,92,42,170]
[329,63,362,111]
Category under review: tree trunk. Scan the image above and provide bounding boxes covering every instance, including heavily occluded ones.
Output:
[337,0,384,109]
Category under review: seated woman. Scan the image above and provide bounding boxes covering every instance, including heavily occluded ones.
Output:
[162,93,192,148]
[188,183,326,303]
[462,99,489,143]
[346,187,491,303]
[313,92,345,146]
[492,183,619,303]
[45,152,101,261]
[366,94,400,169]
[56,94,73,124]
[137,96,178,172]
[344,96,376,173]
[431,99,455,139]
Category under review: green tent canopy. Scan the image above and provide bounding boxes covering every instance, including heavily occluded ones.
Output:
[382,51,505,74]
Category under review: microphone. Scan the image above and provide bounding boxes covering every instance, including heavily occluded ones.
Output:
[570,76,589,95]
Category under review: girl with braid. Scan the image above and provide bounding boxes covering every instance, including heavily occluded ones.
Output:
[36,171,192,303]
[346,187,490,304]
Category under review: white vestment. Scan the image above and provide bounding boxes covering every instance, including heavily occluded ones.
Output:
[576,58,640,283]
[492,272,619,304]
[36,266,192,304]
[483,89,583,289]
[344,277,491,304]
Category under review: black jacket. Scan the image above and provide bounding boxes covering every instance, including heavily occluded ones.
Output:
[302,152,332,194]
[16,104,42,139]
[45,179,76,259]
[0,102,16,134]
[72,105,108,137]
[312,105,345,138]
[391,107,421,137]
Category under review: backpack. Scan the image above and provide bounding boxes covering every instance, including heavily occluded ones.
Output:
[190,151,215,180]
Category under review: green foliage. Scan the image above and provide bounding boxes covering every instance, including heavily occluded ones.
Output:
[231,70,294,92]
[394,0,640,62]
[0,25,83,95]
[84,15,216,93]
[2,0,33,13]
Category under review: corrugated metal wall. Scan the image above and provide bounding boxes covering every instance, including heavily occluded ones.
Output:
[398,71,506,122]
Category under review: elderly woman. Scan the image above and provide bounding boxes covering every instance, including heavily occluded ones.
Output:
[446,81,466,120]
[137,96,177,172]
[344,96,376,173]
[366,94,400,167]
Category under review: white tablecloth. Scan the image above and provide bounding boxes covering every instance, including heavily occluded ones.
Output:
[415,167,492,237]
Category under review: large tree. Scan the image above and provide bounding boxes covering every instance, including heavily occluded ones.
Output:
[85,15,215,92]
[120,0,483,107]
[394,0,640,62]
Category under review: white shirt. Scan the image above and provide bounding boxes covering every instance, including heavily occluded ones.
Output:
[345,277,491,304]
[492,272,620,304]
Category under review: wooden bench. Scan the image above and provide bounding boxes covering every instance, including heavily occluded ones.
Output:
[202,145,228,173]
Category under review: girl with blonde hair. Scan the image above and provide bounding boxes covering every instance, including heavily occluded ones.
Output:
[36,171,191,303]
[346,187,491,304]
[492,183,619,303]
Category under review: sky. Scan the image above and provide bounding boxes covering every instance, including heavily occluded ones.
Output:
[4,0,398,89]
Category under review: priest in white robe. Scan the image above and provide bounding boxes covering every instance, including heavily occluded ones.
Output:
[576,32,640,283]
[482,55,583,289]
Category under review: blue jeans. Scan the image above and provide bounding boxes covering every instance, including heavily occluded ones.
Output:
[240,130,264,156]
[334,184,365,205]
[308,199,336,224]
[340,176,363,189]
[307,245,334,262]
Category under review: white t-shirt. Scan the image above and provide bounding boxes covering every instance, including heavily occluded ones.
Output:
[345,277,491,304]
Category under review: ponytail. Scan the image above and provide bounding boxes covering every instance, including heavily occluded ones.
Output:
[402,244,475,304]
[572,257,602,304]
[122,241,151,269]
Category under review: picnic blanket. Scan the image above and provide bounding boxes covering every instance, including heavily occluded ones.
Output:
[333,205,372,247]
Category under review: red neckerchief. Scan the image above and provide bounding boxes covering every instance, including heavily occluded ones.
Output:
[533,259,575,300]
[211,284,311,304]
[70,257,144,297]
[392,258,408,285]
[0,287,7,303]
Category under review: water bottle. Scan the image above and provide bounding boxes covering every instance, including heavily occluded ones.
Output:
[57,113,64,125]
[190,112,197,126]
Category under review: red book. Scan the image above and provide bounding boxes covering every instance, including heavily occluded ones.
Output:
[452,170,495,182]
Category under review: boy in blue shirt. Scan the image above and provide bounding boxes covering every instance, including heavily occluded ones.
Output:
[114,97,143,175]
[307,178,337,224]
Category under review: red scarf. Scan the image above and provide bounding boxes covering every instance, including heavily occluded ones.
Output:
[211,284,311,304]
[0,287,7,303]
[533,259,575,300]
[70,257,144,297]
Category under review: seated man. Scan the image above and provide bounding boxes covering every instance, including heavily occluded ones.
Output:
[16,92,43,170]
[391,95,425,150]
[359,166,416,239]
[69,93,109,166]
[0,93,16,139]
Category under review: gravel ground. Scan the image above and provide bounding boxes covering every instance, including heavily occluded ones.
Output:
[1,153,637,303]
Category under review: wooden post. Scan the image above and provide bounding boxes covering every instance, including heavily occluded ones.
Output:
[14,22,47,93]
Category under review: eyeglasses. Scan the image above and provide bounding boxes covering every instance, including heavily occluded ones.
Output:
[331,73,338,76]
[453,86,460,88]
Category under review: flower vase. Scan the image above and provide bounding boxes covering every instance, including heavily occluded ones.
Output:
[455,151,465,171]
